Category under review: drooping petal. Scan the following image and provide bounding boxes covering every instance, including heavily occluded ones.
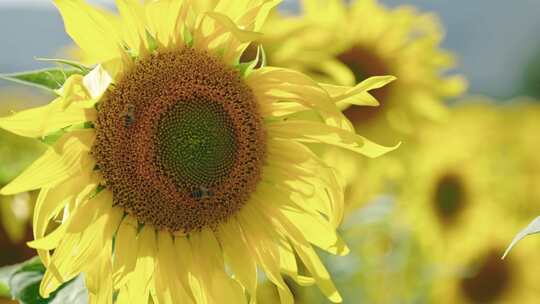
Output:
[267,121,398,158]
[86,241,114,304]
[238,204,294,304]
[122,226,156,304]
[112,217,138,288]
[154,231,193,304]
[218,218,258,303]
[39,190,122,298]
[256,199,343,303]
[0,100,95,139]
[29,161,99,266]
[1,130,95,195]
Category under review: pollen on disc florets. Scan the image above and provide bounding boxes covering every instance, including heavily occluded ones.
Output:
[93,48,267,232]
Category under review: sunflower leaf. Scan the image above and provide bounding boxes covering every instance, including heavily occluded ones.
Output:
[34,58,91,75]
[502,215,540,259]
[0,263,18,297]
[0,68,81,92]
[0,257,88,304]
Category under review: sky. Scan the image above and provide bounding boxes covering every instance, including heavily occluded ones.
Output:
[1,0,540,99]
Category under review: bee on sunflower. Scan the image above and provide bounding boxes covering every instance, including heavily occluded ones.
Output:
[0,1,397,303]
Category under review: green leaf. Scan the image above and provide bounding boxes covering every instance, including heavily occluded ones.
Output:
[503,215,540,259]
[34,58,91,75]
[0,263,19,297]
[0,68,81,92]
[0,257,88,304]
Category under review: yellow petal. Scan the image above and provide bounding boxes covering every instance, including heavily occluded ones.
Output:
[83,65,113,99]
[218,218,258,303]
[175,236,208,304]
[123,226,156,304]
[155,231,193,304]
[115,0,147,52]
[267,121,399,158]
[238,205,294,304]
[112,216,138,288]
[257,200,343,303]
[0,99,96,139]
[277,237,315,286]
[40,190,120,297]
[53,0,123,63]
[1,130,95,195]
[87,242,114,304]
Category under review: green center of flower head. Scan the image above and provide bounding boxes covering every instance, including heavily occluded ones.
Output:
[337,46,393,125]
[433,174,466,224]
[156,99,237,188]
[93,48,267,232]
[460,249,512,302]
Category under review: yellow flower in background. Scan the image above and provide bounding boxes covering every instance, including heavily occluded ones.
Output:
[252,0,467,213]
[399,101,504,264]
[432,212,540,304]
[398,99,540,302]
[496,101,540,219]
[258,0,467,145]
[0,92,45,264]
[0,1,396,303]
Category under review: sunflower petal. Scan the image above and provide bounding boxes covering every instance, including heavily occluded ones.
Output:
[40,190,120,298]
[218,218,258,303]
[113,217,138,288]
[1,130,95,195]
[268,121,398,158]
[53,0,123,63]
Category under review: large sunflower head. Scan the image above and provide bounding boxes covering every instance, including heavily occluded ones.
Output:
[0,1,396,303]
[256,0,467,145]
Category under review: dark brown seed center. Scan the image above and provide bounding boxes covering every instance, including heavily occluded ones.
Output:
[93,48,267,232]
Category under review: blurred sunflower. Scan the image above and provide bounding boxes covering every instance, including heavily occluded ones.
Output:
[0,0,396,303]
[251,0,466,212]
[399,100,540,302]
[495,101,540,219]
[255,0,467,145]
[398,101,503,266]
[0,93,46,264]
[432,211,540,304]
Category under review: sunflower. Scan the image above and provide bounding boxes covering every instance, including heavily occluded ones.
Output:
[398,101,506,267]
[496,100,540,219]
[256,0,466,145]
[0,1,396,303]
[398,100,540,301]
[431,210,540,304]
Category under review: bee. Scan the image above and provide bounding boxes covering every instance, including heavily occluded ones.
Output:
[122,103,136,128]
[191,186,214,200]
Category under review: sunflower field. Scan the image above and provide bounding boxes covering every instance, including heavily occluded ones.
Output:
[0,1,539,303]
